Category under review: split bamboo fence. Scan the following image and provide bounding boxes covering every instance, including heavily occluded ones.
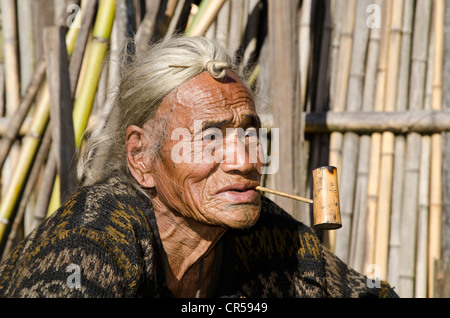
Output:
[0,0,449,298]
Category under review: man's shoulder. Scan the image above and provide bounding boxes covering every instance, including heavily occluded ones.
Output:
[47,176,151,232]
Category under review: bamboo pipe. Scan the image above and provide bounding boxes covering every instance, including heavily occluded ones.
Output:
[256,166,342,230]
[255,186,313,205]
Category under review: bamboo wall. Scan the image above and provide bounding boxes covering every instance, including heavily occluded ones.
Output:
[0,0,448,298]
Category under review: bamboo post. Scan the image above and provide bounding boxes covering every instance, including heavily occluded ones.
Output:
[185,0,227,37]
[421,5,435,298]
[402,0,433,298]
[373,0,404,281]
[415,135,431,297]
[72,0,115,149]
[328,0,343,114]
[267,0,303,220]
[239,0,261,74]
[1,0,21,198]
[429,0,444,298]
[298,0,311,112]
[364,0,393,273]
[334,0,364,264]
[328,1,344,197]
[328,1,356,196]
[185,0,210,35]
[134,0,160,53]
[213,0,230,48]
[228,0,244,56]
[344,0,371,271]
[326,0,343,235]
[17,0,35,97]
[1,0,21,116]
[387,0,414,289]
[88,0,132,147]
[349,0,382,272]
[44,26,77,203]
[69,0,98,96]
[309,0,334,243]
[440,0,450,299]
[165,0,193,39]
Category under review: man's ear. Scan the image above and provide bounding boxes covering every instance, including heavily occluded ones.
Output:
[125,125,156,188]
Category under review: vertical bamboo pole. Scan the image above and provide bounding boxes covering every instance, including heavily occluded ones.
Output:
[415,135,430,297]
[429,0,444,298]
[299,0,311,113]
[17,0,35,96]
[239,0,260,74]
[213,0,230,48]
[1,0,21,197]
[350,0,383,272]
[185,0,227,37]
[226,0,244,55]
[1,0,20,116]
[327,0,344,185]
[267,0,301,216]
[328,1,356,205]
[387,0,414,290]
[72,0,115,148]
[44,26,76,203]
[134,0,160,53]
[165,0,193,39]
[89,0,129,146]
[327,0,356,261]
[314,0,337,252]
[396,0,432,297]
[333,0,360,264]
[346,0,372,272]
[374,0,404,281]
[364,0,393,272]
[415,0,434,298]
[440,0,450,299]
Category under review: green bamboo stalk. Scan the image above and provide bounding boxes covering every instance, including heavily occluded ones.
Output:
[72,0,115,148]
[185,0,211,36]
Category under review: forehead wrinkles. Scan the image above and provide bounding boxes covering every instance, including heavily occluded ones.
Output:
[175,73,254,114]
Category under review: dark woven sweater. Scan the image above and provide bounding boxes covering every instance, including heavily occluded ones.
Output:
[0,175,398,297]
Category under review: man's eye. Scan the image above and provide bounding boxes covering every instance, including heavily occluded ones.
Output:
[245,127,258,139]
[202,128,222,142]
[204,134,216,141]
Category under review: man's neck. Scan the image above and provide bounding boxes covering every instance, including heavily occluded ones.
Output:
[151,198,226,296]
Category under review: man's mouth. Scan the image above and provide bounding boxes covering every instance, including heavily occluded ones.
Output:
[216,182,260,203]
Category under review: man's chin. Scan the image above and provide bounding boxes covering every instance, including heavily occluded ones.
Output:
[220,204,261,229]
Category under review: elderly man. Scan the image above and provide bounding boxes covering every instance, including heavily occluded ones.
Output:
[0,36,397,298]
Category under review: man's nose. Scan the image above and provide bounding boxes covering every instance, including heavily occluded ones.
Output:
[220,131,259,174]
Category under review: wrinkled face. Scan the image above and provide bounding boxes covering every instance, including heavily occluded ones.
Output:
[148,71,262,229]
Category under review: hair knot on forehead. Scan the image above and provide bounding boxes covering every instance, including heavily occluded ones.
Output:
[205,59,231,79]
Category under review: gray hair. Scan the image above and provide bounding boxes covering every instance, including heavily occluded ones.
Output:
[77,36,251,192]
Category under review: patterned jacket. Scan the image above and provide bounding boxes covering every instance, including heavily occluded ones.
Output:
[0,175,398,297]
